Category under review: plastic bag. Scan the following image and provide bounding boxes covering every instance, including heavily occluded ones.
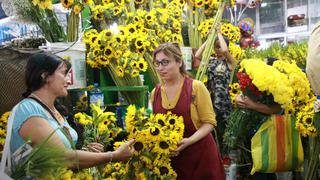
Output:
[251,114,304,174]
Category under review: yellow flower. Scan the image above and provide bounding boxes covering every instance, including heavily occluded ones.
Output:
[137,58,148,72]
[60,0,74,9]
[73,4,82,14]
[135,0,145,5]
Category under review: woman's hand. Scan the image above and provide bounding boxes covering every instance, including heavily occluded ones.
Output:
[113,139,135,161]
[87,142,104,153]
[236,93,246,108]
[174,138,194,156]
[236,94,256,109]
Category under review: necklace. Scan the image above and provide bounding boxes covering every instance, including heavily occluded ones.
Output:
[30,93,59,114]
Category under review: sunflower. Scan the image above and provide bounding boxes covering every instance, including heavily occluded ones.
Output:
[115,0,125,6]
[96,56,109,66]
[130,60,138,69]
[83,0,93,5]
[133,141,144,152]
[126,23,137,34]
[93,6,105,21]
[115,65,124,77]
[113,6,122,16]
[113,50,122,59]
[134,38,144,49]
[61,0,74,9]
[134,59,146,72]
[136,47,146,55]
[153,164,176,177]
[302,114,314,127]
[154,138,171,155]
[154,114,167,127]
[135,0,144,5]
[103,46,113,58]
[130,69,140,78]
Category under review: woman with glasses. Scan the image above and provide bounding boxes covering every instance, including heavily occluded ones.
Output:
[196,24,236,154]
[151,43,225,179]
[8,52,134,169]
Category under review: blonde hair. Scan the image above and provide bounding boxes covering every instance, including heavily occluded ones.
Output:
[153,42,188,76]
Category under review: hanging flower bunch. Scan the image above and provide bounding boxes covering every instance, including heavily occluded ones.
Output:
[102,105,184,179]
[83,28,149,78]
[186,0,236,48]
[198,20,243,61]
[198,21,240,43]
[74,103,123,147]
[0,111,10,154]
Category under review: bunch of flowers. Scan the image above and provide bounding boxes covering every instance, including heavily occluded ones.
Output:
[186,0,236,48]
[271,60,316,137]
[198,21,243,61]
[74,102,123,147]
[83,1,184,80]
[224,59,295,148]
[102,105,184,179]
[0,111,10,154]
[1,0,94,42]
[52,168,93,180]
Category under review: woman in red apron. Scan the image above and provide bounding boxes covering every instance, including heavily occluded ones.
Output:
[151,43,225,180]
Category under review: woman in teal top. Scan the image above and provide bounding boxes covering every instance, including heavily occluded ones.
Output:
[11,98,78,153]
[10,52,134,169]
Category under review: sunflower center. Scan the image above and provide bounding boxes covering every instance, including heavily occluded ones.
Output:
[104,121,108,125]
[129,28,135,33]
[139,62,144,69]
[160,166,169,175]
[150,128,160,136]
[105,49,112,56]
[159,141,169,149]
[169,118,175,125]
[158,119,165,126]
[137,40,143,47]
[106,32,112,36]
[306,117,312,124]
[133,142,143,151]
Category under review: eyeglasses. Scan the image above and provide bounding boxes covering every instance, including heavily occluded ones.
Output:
[153,60,171,67]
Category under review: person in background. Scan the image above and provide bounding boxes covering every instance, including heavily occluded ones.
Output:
[236,58,281,180]
[9,52,134,169]
[195,24,236,153]
[151,42,225,180]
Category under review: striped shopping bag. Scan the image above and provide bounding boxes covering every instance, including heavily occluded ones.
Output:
[251,114,304,174]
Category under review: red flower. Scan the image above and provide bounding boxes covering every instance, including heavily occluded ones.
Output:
[236,72,263,97]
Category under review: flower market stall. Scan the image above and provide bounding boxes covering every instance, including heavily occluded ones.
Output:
[1,0,320,179]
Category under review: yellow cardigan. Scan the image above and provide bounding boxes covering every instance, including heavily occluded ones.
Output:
[151,79,217,129]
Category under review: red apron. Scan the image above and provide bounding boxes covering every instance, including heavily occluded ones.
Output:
[153,77,225,180]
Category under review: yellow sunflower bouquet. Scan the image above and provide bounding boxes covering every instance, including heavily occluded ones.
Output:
[102,105,184,179]
[74,102,123,148]
[0,111,10,155]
